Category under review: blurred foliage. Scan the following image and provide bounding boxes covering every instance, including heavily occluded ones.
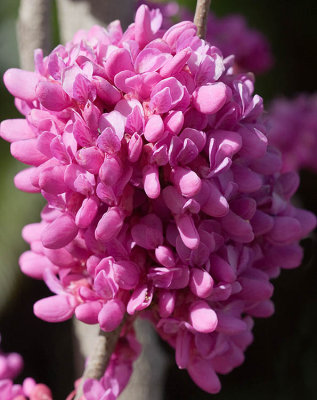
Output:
[0,0,316,399]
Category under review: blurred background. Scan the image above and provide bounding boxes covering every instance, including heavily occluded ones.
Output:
[0,0,316,399]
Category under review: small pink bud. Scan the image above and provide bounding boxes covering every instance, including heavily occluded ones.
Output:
[192,83,227,114]
[95,207,123,243]
[143,164,161,199]
[190,268,214,298]
[171,166,202,198]
[144,114,165,142]
[41,214,78,249]
[189,301,218,333]
[98,299,125,332]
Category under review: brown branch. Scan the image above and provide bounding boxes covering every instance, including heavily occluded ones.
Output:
[17,0,52,70]
[194,0,211,39]
[74,323,125,400]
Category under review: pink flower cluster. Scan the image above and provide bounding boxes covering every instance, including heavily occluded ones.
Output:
[0,337,52,400]
[0,4,315,396]
[268,94,317,173]
[138,1,273,74]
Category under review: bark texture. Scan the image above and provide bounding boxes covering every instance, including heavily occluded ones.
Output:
[194,0,211,39]
[17,0,52,70]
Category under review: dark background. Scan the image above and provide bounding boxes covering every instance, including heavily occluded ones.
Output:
[0,0,316,399]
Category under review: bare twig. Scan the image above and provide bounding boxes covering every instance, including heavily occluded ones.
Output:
[17,0,52,70]
[194,0,211,39]
[74,323,125,400]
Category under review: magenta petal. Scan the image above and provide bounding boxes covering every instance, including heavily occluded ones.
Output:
[34,295,75,322]
[175,329,191,369]
[94,76,121,105]
[98,299,125,332]
[113,260,140,290]
[143,164,161,199]
[135,4,154,47]
[158,290,175,318]
[104,48,133,82]
[0,119,35,143]
[188,358,221,394]
[83,379,105,400]
[135,48,171,74]
[171,166,202,198]
[127,284,153,314]
[14,168,40,193]
[11,139,48,166]
[193,83,227,114]
[38,166,66,194]
[189,301,218,333]
[144,114,164,143]
[268,216,302,245]
[41,214,78,249]
[75,301,102,324]
[3,68,39,101]
[75,197,98,229]
[95,207,123,243]
[19,251,55,280]
[190,268,214,298]
[176,214,200,250]
[36,81,71,111]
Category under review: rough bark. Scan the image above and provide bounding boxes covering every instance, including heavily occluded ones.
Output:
[17,0,52,70]
[74,323,125,400]
[56,0,136,43]
[194,0,211,39]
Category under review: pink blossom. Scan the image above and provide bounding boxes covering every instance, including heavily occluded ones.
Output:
[0,337,52,400]
[267,94,317,172]
[0,4,314,397]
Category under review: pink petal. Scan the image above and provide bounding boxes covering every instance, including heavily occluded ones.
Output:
[0,119,35,143]
[36,81,71,111]
[98,299,125,332]
[34,295,75,322]
[193,83,227,114]
[75,301,102,324]
[188,358,221,394]
[3,68,39,101]
[189,301,218,333]
[95,207,123,243]
[41,214,78,249]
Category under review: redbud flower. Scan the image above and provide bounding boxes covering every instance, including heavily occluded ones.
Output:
[0,4,314,397]
[268,94,317,173]
[0,336,52,400]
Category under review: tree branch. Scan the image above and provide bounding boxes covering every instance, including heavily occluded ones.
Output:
[119,319,168,400]
[74,323,125,400]
[194,0,211,39]
[17,0,52,70]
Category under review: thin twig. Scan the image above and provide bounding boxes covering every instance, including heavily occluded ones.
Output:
[194,0,211,39]
[74,323,125,400]
[17,0,52,70]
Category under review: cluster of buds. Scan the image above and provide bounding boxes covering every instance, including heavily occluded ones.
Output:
[0,4,315,396]
[0,336,52,400]
[268,94,317,173]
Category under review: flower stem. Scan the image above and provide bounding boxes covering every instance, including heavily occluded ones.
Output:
[74,323,124,400]
[194,0,211,39]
